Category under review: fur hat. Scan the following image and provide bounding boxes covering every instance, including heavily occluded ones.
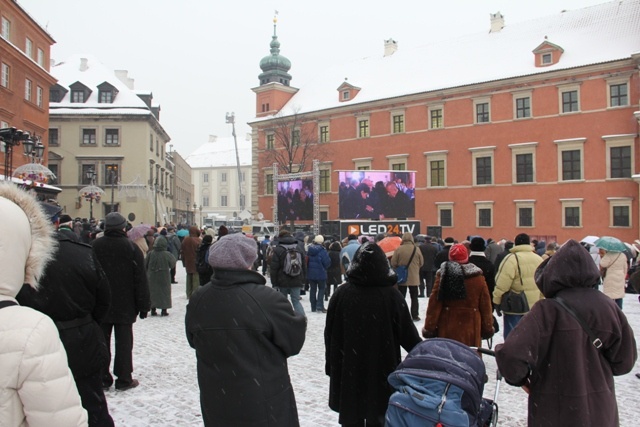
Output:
[514,233,530,246]
[444,237,455,246]
[346,242,397,287]
[208,233,258,270]
[448,243,469,264]
[58,214,74,228]
[314,234,324,244]
[105,212,127,230]
[469,237,486,252]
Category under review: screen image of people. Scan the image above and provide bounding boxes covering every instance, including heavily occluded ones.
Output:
[277,179,314,222]
[338,170,415,219]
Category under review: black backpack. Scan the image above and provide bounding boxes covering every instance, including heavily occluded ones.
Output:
[196,244,213,275]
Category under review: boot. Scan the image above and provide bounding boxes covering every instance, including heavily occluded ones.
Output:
[151,308,157,316]
[161,309,169,317]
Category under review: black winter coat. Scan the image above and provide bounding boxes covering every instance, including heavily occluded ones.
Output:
[419,241,438,273]
[434,245,452,270]
[468,254,497,295]
[269,235,307,288]
[327,248,342,286]
[16,228,111,378]
[92,229,150,323]
[186,269,307,427]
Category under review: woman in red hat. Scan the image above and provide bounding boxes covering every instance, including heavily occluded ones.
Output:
[422,243,494,347]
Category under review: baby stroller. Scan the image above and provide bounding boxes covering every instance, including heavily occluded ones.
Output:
[385,338,501,426]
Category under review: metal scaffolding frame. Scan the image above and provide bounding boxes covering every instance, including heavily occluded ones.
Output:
[273,159,320,236]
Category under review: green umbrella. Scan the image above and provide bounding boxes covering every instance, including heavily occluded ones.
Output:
[594,236,627,252]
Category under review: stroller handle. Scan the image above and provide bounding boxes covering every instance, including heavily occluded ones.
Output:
[471,347,496,357]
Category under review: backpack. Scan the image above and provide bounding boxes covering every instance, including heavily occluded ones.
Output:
[282,244,302,277]
[196,244,213,275]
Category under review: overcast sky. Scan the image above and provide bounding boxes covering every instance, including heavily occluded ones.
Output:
[18,0,607,157]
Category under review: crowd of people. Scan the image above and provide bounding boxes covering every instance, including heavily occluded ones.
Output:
[1,180,637,427]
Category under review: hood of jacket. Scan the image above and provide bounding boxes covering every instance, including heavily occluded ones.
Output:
[0,183,57,297]
[153,235,169,251]
[278,235,298,246]
[307,243,324,256]
[346,241,397,287]
[401,232,414,243]
[535,239,600,298]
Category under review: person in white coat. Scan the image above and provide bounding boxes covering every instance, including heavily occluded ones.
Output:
[0,182,87,427]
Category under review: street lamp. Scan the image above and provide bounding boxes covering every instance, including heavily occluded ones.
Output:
[107,165,118,213]
[199,205,203,226]
[0,127,33,180]
[154,180,159,227]
[185,197,190,224]
[82,169,100,221]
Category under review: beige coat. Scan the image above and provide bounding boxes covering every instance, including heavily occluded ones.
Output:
[599,251,627,300]
[493,244,544,313]
[390,233,424,286]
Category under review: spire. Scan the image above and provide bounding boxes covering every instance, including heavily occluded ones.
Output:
[258,13,292,86]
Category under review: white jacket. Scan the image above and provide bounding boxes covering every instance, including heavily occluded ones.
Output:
[0,183,87,427]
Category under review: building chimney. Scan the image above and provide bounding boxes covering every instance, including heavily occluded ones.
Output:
[384,38,398,57]
[490,12,505,33]
[79,57,88,72]
[208,135,217,143]
[114,70,135,89]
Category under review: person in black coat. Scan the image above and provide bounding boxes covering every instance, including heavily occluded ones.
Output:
[325,241,343,300]
[468,237,497,295]
[17,213,114,426]
[325,241,421,426]
[417,236,438,297]
[196,234,214,286]
[186,233,307,426]
[269,230,307,316]
[92,212,150,391]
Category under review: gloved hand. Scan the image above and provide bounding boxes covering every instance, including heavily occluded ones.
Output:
[139,311,148,319]
[493,303,502,317]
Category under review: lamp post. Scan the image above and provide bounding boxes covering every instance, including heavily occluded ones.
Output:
[199,205,203,226]
[154,180,159,227]
[0,127,32,180]
[193,203,197,226]
[107,165,118,213]
[185,197,190,224]
[226,112,244,211]
[83,169,99,221]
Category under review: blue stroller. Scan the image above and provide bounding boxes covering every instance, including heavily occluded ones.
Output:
[385,338,501,426]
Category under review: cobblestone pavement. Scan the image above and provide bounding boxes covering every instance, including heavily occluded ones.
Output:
[105,267,640,426]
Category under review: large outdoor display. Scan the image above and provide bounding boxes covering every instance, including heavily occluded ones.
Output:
[338,170,416,219]
[276,179,314,222]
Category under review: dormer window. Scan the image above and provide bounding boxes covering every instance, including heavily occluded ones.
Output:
[71,90,85,103]
[342,91,350,100]
[542,53,552,65]
[69,81,92,103]
[49,83,68,103]
[97,82,118,104]
[337,81,361,102]
[532,39,564,67]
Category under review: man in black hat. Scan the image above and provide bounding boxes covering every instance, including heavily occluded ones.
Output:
[92,212,150,391]
[18,208,115,426]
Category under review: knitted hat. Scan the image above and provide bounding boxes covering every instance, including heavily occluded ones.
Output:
[514,233,530,246]
[58,214,74,228]
[208,233,258,270]
[105,212,127,230]
[314,234,324,244]
[444,237,455,246]
[346,242,397,287]
[448,243,469,264]
[469,237,486,252]
[218,225,228,237]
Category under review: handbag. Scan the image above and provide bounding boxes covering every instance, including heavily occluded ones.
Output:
[394,246,417,285]
[499,254,530,314]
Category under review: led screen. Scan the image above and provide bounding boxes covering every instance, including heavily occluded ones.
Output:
[338,170,416,219]
[276,179,314,222]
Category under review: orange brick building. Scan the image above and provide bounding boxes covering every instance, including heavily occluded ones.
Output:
[250,1,640,243]
[0,0,56,178]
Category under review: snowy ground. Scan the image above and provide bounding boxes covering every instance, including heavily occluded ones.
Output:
[105,267,640,426]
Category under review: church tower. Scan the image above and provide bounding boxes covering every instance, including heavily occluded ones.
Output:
[253,15,298,117]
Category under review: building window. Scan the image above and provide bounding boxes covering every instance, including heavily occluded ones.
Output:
[104,164,119,186]
[515,97,531,118]
[518,207,533,227]
[430,160,445,187]
[266,173,273,195]
[357,166,370,170]
[25,79,32,101]
[565,206,581,227]
[610,146,631,178]
[202,196,210,207]
[221,172,227,182]
[430,107,443,129]
[358,118,370,138]
[48,128,59,146]
[36,86,43,107]
[291,129,300,146]
[105,128,119,145]
[266,133,274,150]
[475,156,492,185]
[1,63,9,87]
[609,83,628,107]
[516,153,534,183]
[542,53,552,64]
[82,129,96,145]
[561,90,579,113]
[48,164,58,185]
[475,102,490,123]
[392,114,405,134]
[438,205,453,227]
[81,164,96,185]
[319,125,329,143]
[71,90,85,103]
[613,205,630,227]
[99,91,113,103]
[342,91,350,100]
[25,38,33,58]
[391,163,406,171]
[320,169,330,193]
[203,173,209,183]
[562,150,581,180]
[221,195,228,207]
[37,48,44,66]
[353,157,373,170]
[477,206,493,228]
[1,17,10,40]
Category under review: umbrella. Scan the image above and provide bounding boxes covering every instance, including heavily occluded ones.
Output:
[128,224,152,241]
[580,235,600,245]
[13,162,57,182]
[378,236,402,258]
[594,236,627,252]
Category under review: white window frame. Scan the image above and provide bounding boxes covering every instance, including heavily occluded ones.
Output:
[558,83,581,114]
[555,138,586,182]
[428,104,444,130]
[318,121,330,143]
[221,172,227,183]
[512,90,533,120]
[608,197,632,228]
[541,53,552,65]
[436,202,454,228]
[1,62,9,88]
[265,171,274,195]
[319,162,332,193]
[356,115,370,138]
[603,134,634,180]
[0,120,8,153]
[424,150,448,188]
[342,90,350,100]
[36,86,43,107]
[560,198,583,228]
[515,200,536,228]
[473,96,491,124]
[352,157,373,170]
[24,78,32,101]
[25,37,33,58]
[470,146,496,186]
[390,108,405,134]
[1,17,10,40]
[475,201,494,228]
[606,75,631,108]
[509,142,538,184]
[220,195,228,207]
[386,154,409,171]
[37,48,44,66]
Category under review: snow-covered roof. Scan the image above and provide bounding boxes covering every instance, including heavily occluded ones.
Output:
[185,136,252,169]
[261,0,640,119]
[49,54,153,114]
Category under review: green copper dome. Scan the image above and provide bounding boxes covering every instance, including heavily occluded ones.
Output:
[258,19,292,86]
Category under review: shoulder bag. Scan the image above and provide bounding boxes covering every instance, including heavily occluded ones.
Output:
[499,254,530,314]
[394,246,416,285]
